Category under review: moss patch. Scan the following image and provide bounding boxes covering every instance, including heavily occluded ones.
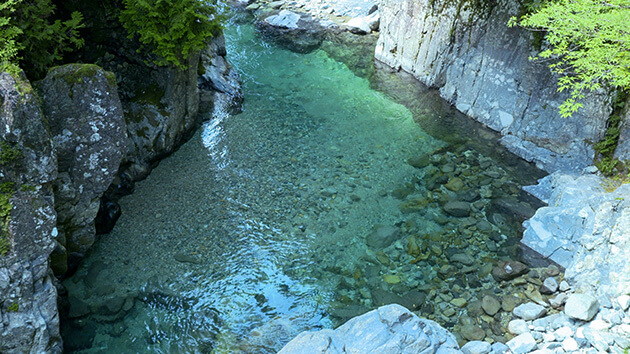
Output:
[594,90,628,177]
[0,141,22,165]
[6,302,18,312]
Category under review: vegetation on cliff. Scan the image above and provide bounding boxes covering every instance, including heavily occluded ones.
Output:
[511,0,630,118]
[0,0,224,78]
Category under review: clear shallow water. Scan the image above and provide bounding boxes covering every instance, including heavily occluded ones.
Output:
[62,14,545,353]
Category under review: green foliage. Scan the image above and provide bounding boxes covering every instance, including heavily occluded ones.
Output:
[510,0,630,117]
[0,183,13,257]
[0,0,21,75]
[593,91,628,176]
[119,0,224,69]
[0,0,84,79]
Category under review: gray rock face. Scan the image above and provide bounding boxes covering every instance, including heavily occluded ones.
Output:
[564,293,599,321]
[375,0,612,172]
[522,173,630,297]
[198,34,243,114]
[279,304,462,353]
[120,51,200,182]
[37,64,128,275]
[0,72,61,353]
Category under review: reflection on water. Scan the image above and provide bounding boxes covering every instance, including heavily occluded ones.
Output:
[61,13,545,354]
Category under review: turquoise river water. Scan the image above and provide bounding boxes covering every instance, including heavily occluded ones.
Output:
[62,13,546,353]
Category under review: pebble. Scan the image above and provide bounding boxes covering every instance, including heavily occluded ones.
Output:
[549,292,568,308]
[492,260,529,281]
[559,280,570,292]
[481,295,501,316]
[450,298,468,308]
[564,293,600,321]
[540,277,558,294]
[513,302,547,321]
[461,324,485,341]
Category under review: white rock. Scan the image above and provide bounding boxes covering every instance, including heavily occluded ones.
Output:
[278,304,460,353]
[542,332,555,342]
[513,302,547,320]
[461,340,491,354]
[264,10,301,29]
[562,337,579,351]
[559,280,571,292]
[490,342,509,354]
[565,293,600,321]
[508,319,530,335]
[506,332,537,354]
[365,10,380,31]
[549,292,568,308]
[345,17,370,34]
[554,326,574,340]
[617,294,630,311]
[588,319,611,330]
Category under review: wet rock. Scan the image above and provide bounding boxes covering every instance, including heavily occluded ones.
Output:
[443,201,471,217]
[445,177,465,192]
[279,304,460,353]
[513,302,546,321]
[174,253,201,264]
[450,253,475,266]
[407,154,430,168]
[460,324,485,341]
[95,197,121,235]
[330,304,370,323]
[481,295,501,316]
[366,225,400,248]
[492,260,529,282]
[564,293,599,321]
[506,332,536,354]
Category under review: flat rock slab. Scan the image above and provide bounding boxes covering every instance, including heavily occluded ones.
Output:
[279,304,462,353]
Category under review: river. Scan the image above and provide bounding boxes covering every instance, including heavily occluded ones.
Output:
[62,13,545,353]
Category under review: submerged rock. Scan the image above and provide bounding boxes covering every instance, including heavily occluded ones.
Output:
[279,304,461,353]
[366,225,401,248]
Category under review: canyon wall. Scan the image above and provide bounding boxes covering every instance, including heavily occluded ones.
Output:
[375,0,618,172]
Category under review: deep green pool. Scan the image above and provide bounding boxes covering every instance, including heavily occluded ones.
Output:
[62,14,545,353]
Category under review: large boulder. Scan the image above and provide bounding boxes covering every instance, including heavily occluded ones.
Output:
[256,10,326,53]
[37,64,128,276]
[279,304,462,353]
[0,71,61,353]
[522,172,630,297]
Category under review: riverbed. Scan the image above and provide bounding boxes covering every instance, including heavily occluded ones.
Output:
[62,13,545,353]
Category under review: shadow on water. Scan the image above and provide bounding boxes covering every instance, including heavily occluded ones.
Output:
[61,11,548,353]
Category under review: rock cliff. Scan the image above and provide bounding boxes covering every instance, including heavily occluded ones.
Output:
[37,64,128,276]
[0,72,61,353]
[375,0,615,172]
